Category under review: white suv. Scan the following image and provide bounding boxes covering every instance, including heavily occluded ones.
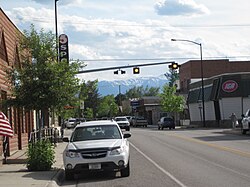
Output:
[115,116,130,131]
[63,120,131,180]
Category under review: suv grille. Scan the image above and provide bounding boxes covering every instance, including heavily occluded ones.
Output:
[80,149,107,159]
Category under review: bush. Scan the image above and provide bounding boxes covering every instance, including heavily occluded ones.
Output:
[26,140,55,171]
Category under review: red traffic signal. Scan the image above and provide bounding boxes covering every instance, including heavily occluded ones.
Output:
[168,62,180,70]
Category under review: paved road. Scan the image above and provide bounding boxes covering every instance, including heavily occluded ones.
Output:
[62,127,250,187]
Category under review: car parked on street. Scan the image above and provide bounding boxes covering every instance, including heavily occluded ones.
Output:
[241,109,250,134]
[115,116,130,131]
[75,118,86,125]
[65,118,77,129]
[62,120,131,180]
[125,116,133,125]
[131,116,148,127]
[158,117,175,130]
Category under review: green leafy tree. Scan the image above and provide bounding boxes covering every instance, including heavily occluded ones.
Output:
[84,107,94,120]
[98,95,118,117]
[78,80,101,118]
[164,69,179,87]
[159,84,185,113]
[6,24,80,125]
[125,86,159,99]
[143,86,160,96]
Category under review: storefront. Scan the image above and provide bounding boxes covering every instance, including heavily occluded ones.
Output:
[0,8,34,164]
[187,73,250,127]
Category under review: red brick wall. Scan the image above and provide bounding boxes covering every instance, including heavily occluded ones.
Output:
[180,59,250,93]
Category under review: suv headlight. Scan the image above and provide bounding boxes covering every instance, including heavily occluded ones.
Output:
[110,146,125,155]
[65,150,80,158]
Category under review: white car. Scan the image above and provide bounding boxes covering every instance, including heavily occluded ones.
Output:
[65,118,77,129]
[241,109,250,134]
[115,116,130,131]
[63,120,131,180]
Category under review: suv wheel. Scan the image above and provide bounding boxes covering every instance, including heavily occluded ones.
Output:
[121,162,130,177]
[65,170,74,180]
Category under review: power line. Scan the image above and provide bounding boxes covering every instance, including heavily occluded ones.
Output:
[16,16,250,29]
[73,56,250,63]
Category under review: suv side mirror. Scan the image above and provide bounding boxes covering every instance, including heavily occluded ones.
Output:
[123,133,131,139]
[241,114,245,118]
[63,137,69,142]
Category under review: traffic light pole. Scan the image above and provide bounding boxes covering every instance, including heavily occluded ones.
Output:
[77,61,176,74]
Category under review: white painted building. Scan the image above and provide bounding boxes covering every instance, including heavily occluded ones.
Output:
[187,73,250,127]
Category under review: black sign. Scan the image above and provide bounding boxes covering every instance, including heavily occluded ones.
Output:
[59,34,69,63]
[131,101,139,106]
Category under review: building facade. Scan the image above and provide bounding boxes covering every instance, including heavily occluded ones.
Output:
[179,59,250,94]
[135,96,163,125]
[0,8,34,163]
[179,59,250,127]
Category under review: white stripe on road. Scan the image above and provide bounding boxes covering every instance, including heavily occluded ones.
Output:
[130,143,187,187]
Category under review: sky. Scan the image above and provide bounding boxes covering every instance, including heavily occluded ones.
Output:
[1,0,250,81]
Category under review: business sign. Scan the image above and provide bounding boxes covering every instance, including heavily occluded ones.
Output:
[222,80,238,93]
[59,34,69,63]
[131,101,139,106]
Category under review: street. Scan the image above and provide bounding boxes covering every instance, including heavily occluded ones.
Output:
[62,127,250,187]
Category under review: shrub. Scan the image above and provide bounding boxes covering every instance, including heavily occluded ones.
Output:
[26,140,55,171]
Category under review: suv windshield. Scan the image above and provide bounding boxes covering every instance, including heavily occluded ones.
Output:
[71,125,122,142]
[115,118,127,121]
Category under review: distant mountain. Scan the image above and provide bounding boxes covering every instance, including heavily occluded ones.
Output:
[98,76,168,96]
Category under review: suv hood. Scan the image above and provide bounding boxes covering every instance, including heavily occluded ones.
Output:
[67,139,123,150]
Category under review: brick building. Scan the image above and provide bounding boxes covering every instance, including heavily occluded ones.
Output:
[179,59,250,127]
[0,8,34,163]
[179,59,250,94]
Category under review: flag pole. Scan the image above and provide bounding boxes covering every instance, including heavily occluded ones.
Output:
[3,136,8,164]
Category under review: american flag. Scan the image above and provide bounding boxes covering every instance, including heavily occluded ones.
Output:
[0,111,13,137]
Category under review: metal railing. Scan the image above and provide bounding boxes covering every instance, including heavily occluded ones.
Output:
[29,127,60,145]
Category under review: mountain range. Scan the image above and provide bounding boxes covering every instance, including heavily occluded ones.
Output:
[98,76,168,96]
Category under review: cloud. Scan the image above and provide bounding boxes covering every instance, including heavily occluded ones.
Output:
[155,0,210,16]
[31,0,83,6]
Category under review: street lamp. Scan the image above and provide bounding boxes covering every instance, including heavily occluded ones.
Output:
[55,0,59,62]
[171,38,205,127]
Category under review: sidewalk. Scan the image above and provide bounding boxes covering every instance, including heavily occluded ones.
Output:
[0,142,66,187]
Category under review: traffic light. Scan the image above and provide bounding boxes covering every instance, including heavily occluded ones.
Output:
[114,70,119,74]
[133,67,140,74]
[168,62,180,70]
[121,70,126,74]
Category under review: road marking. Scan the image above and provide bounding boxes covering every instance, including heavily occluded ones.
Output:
[130,143,187,187]
[170,134,250,158]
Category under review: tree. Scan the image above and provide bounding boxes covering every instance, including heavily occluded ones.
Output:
[6,24,80,126]
[164,69,179,87]
[125,86,160,99]
[98,95,118,117]
[159,84,185,113]
[144,86,160,96]
[78,80,101,118]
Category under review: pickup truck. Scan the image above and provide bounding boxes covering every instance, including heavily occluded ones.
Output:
[131,116,148,127]
[241,109,250,134]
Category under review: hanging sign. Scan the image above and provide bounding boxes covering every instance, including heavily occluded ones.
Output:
[59,34,69,63]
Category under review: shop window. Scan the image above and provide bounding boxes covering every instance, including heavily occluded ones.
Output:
[0,30,9,64]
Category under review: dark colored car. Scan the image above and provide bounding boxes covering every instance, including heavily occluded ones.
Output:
[158,117,175,130]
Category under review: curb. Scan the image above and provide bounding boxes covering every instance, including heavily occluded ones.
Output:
[46,166,65,187]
